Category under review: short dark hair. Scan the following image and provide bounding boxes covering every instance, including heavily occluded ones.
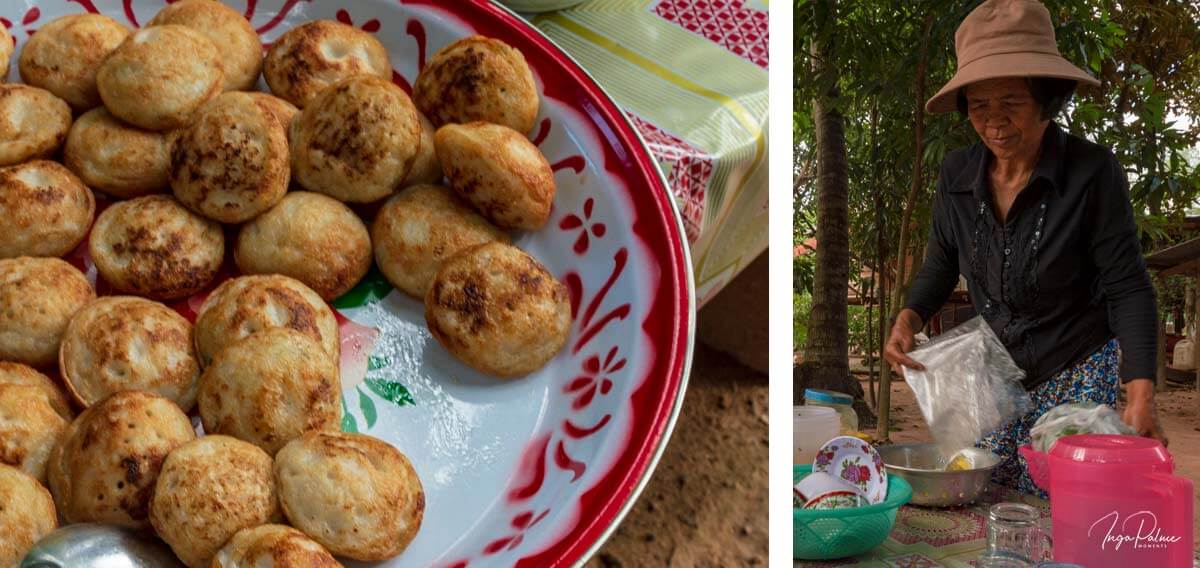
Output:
[956,77,1077,120]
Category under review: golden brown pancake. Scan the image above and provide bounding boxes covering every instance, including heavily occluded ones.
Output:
[197,328,340,455]
[88,195,224,300]
[263,20,390,108]
[47,390,196,528]
[289,75,421,203]
[435,122,556,230]
[234,191,371,301]
[149,435,280,568]
[59,296,200,411]
[0,257,95,368]
[372,184,508,299]
[414,35,539,134]
[275,432,424,560]
[169,92,290,223]
[0,86,72,167]
[96,25,224,130]
[148,0,262,92]
[425,242,571,378]
[18,14,130,111]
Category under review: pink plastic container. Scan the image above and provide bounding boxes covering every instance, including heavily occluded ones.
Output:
[1018,444,1051,493]
[1048,434,1192,567]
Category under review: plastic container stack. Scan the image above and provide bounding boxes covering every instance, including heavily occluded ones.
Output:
[803,388,858,434]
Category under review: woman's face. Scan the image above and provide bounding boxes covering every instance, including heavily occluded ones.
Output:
[964,78,1049,162]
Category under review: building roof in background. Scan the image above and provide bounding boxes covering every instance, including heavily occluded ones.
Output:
[1146,235,1200,273]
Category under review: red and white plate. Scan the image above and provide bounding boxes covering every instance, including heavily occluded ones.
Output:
[2,1,694,566]
[813,436,888,505]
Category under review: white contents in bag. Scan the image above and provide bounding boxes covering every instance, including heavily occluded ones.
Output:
[902,317,1033,460]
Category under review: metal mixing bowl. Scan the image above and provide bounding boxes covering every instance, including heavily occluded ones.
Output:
[877,443,1001,507]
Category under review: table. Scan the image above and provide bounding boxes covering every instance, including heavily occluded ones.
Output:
[796,485,1051,568]
[524,0,770,305]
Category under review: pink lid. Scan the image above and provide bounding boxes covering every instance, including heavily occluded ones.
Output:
[1048,434,1171,465]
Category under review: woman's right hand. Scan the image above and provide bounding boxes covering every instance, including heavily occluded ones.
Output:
[884,308,926,375]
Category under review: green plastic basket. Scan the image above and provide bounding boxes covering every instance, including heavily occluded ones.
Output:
[793,464,912,560]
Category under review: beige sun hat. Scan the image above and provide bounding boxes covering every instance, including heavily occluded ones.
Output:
[926,0,1101,114]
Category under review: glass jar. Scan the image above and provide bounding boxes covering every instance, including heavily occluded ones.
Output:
[803,388,858,434]
[986,503,1052,565]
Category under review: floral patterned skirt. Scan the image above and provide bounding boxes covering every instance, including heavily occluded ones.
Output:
[974,338,1120,497]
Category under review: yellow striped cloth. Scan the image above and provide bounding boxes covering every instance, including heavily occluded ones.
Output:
[529,0,769,305]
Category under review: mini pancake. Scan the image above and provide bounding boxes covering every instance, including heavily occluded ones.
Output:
[0,465,57,567]
[198,328,340,455]
[0,85,72,167]
[234,191,371,301]
[0,160,95,259]
[47,390,196,528]
[275,432,423,560]
[263,20,390,108]
[0,362,73,420]
[414,35,539,134]
[194,274,340,367]
[403,112,442,187]
[88,195,224,300]
[435,122,555,230]
[148,0,262,92]
[289,75,421,203]
[18,13,130,111]
[0,26,11,80]
[97,25,224,130]
[0,382,71,483]
[149,435,280,568]
[214,524,342,568]
[64,107,171,199]
[372,184,508,299]
[169,92,290,223]
[59,296,200,411]
[425,242,571,378]
[0,257,95,368]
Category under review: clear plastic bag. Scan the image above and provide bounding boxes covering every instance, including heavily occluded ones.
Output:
[902,316,1033,459]
[1030,402,1135,452]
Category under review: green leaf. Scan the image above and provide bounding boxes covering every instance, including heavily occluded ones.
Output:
[365,378,416,407]
[332,265,393,310]
[340,397,358,433]
[358,386,378,429]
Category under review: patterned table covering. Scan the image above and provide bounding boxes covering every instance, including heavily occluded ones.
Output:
[524,0,770,305]
[796,486,1052,568]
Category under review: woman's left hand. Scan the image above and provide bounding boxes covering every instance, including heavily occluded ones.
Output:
[1123,378,1167,447]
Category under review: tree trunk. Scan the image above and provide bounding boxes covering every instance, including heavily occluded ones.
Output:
[878,11,934,442]
[877,259,891,427]
[867,102,882,411]
[796,0,863,415]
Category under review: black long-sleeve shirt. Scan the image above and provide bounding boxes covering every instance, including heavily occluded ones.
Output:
[905,122,1157,389]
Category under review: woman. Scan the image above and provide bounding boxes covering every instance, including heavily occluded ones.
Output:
[883,0,1167,495]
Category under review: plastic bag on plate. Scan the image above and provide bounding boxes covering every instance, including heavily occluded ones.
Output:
[1030,402,1135,452]
[902,316,1032,459]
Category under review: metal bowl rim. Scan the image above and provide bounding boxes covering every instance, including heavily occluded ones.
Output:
[877,443,1003,473]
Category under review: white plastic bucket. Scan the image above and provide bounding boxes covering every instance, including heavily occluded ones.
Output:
[794,406,840,465]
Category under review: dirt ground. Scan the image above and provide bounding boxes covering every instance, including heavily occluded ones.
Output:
[586,343,770,567]
[879,375,1200,548]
